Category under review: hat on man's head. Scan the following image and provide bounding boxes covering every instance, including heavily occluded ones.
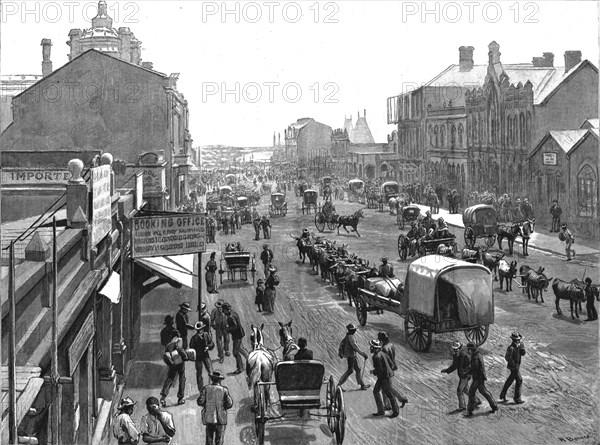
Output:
[222,303,232,311]
[145,397,160,406]
[466,342,477,350]
[257,279,264,284]
[302,228,309,233]
[195,321,207,331]
[117,397,136,411]
[510,332,522,341]
[179,302,192,311]
[451,341,463,350]
[377,331,389,342]
[215,299,225,308]
[209,371,225,381]
[369,339,382,349]
[164,315,173,325]
[200,302,207,312]
[561,224,567,229]
[268,265,277,272]
[381,257,389,263]
[585,277,592,284]
[263,244,269,249]
[346,323,358,332]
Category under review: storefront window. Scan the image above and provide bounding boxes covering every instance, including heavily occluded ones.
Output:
[578,164,597,217]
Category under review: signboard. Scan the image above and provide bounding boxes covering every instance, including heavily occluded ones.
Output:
[543,152,557,166]
[132,213,206,258]
[68,312,94,375]
[135,172,144,210]
[142,168,165,192]
[1,169,70,185]
[91,165,112,245]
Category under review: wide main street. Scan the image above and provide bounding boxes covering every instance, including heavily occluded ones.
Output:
[116,192,599,445]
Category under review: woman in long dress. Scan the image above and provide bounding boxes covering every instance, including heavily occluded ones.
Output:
[205,252,218,293]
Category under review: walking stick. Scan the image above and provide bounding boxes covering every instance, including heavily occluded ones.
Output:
[361,356,367,382]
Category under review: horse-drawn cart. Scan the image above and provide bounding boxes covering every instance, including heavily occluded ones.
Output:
[302,189,319,214]
[463,204,498,248]
[353,256,493,352]
[315,201,337,232]
[254,360,346,445]
[219,251,256,284]
[397,204,421,229]
[347,179,366,204]
[269,192,287,217]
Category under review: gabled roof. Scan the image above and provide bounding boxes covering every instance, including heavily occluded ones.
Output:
[579,118,599,129]
[529,128,598,159]
[352,116,375,144]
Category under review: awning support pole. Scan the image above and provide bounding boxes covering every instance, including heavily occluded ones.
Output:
[8,241,17,444]
[197,252,203,316]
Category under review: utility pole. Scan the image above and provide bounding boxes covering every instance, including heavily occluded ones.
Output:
[51,217,60,445]
[8,242,17,445]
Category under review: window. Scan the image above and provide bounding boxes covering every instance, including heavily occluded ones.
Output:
[578,164,597,217]
[472,117,477,144]
[458,124,464,148]
[519,113,525,146]
[434,126,439,147]
[429,125,434,147]
[451,125,456,147]
[441,125,446,147]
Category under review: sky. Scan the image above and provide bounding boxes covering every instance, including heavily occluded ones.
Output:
[1,1,598,146]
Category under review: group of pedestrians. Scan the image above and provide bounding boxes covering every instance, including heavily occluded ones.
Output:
[253,214,272,240]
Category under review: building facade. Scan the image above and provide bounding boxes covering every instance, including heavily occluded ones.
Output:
[284,118,332,175]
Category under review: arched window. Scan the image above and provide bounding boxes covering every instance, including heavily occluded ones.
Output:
[526,111,532,147]
[508,116,513,148]
[429,125,434,147]
[473,117,478,144]
[451,125,456,147]
[479,114,484,143]
[578,164,598,217]
[441,125,446,147]
[519,112,525,146]
[458,124,464,148]
[434,125,439,147]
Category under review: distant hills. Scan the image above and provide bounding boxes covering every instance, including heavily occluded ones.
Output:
[199,145,276,168]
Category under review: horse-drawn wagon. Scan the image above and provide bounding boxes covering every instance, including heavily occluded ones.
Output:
[269,193,288,217]
[347,179,366,204]
[219,251,256,284]
[463,204,498,248]
[397,204,421,229]
[353,255,493,352]
[253,360,346,445]
[315,201,337,232]
[302,189,319,214]
[237,196,252,224]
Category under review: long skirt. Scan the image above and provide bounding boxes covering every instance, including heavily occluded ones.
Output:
[264,288,276,312]
[205,270,216,292]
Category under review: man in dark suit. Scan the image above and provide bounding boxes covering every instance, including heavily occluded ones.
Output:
[370,339,399,418]
[198,371,233,445]
[465,342,498,417]
[294,337,313,360]
[499,332,526,404]
[175,302,194,349]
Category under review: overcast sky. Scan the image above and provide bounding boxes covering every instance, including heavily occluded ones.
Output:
[1,1,598,146]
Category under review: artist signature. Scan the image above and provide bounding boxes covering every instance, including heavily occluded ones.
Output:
[558,435,591,442]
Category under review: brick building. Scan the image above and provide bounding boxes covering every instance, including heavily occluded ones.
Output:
[284,118,332,175]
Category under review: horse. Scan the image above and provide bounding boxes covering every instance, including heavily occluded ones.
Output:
[552,278,586,319]
[247,324,278,412]
[427,192,440,214]
[461,246,487,263]
[336,209,365,237]
[497,222,522,255]
[278,320,299,361]
[520,219,535,256]
[482,252,505,281]
[388,197,398,215]
[447,191,460,214]
[291,234,312,263]
[498,259,517,291]
[518,266,551,303]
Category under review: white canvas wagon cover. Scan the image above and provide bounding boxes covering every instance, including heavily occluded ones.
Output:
[406,255,494,326]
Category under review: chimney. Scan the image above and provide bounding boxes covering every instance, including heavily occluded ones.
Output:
[141,61,154,70]
[532,52,554,67]
[564,50,582,73]
[459,46,474,71]
[118,27,132,62]
[41,39,52,77]
[488,41,501,65]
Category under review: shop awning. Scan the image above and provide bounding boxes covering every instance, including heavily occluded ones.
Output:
[99,271,121,303]
[135,254,195,289]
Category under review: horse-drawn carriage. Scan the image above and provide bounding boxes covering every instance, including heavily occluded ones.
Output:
[397,231,458,260]
[347,179,366,204]
[463,204,498,248]
[397,204,421,229]
[353,255,494,352]
[219,251,257,283]
[315,201,338,232]
[269,193,288,217]
[219,185,235,207]
[253,360,346,445]
[366,187,382,210]
[321,176,333,199]
[302,189,319,214]
[237,196,252,224]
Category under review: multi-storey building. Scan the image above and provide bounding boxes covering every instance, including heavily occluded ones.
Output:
[284,118,332,176]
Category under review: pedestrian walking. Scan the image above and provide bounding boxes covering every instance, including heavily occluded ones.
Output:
[113,397,140,445]
[199,302,211,332]
[550,200,562,232]
[263,265,280,314]
[369,339,399,418]
[378,332,408,408]
[198,371,234,445]
[222,303,248,374]
[160,330,188,407]
[221,215,229,235]
[559,224,576,261]
[205,252,219,294]
[261,215,271,239]
[255,279,265,312]
[520,198,534,220]
[140,397,176,444]
[584,277,598,321]
[175,302,194,349]
[441,341,480,412]
[160,316,175,347]
[229,214,236,235]
[337,323,370,391]
[294,337,314,360]
[260,244,274,276]
[211,299,230,363]
[465,342,498,417]
[190,321,215,393]
[252,215,261,240]
[499,332,526,404]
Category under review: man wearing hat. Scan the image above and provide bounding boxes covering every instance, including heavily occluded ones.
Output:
[378,258,394,278]
[190,321,215,393]
[199,302,211,333]
[369,339,399,418]
[294,337,314,361]
[113,397,140,444]
[584,277,598,321]
[222,303,248,374]
[499,332,526,404]
[338,323,370,391]
[160,315,176,347]
[300,228,311,242]
[465,342,498,416]
[441,341,479,411]
[175,302,194,349]
[198,371,234,445]
[252,214,262,240]
[560,224,576,261]
[263,265,280,314]
[550,199,562,232]
[260,215,271,239]
[140,397,175,444]
[378,332,408,408]
[255,279,265,312]
[160,330,188,407]
[211,299,230,363]
[260,244,274,276]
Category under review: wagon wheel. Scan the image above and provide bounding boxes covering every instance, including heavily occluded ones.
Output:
[485,235,496,247]
[397,215,404,230]
[327,218,337,230]
[404,311,432,352]
[315,212,326,232]
[464,325,490,347]
[326,376,335,431]
[355,298,368,326]
[464,227,475,249]
[334,386,346,444]
[254,385,266,444]
[397,234,408,260]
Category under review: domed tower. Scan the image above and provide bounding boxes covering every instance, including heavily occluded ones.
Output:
[67,1,142,64]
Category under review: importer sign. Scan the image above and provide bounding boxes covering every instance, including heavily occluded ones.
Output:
[91,165,112,245]
[1,169,70,185]
[132,214,206,258]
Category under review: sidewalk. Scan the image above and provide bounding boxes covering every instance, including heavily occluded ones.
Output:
[409,204,599,257]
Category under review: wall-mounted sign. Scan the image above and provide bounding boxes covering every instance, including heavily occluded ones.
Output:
[1,169,70,185]
[142,168,165,192]
[135,172,144,210]
[132,213,206,258]
[543,152,557,166]
[91,165,112,245]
